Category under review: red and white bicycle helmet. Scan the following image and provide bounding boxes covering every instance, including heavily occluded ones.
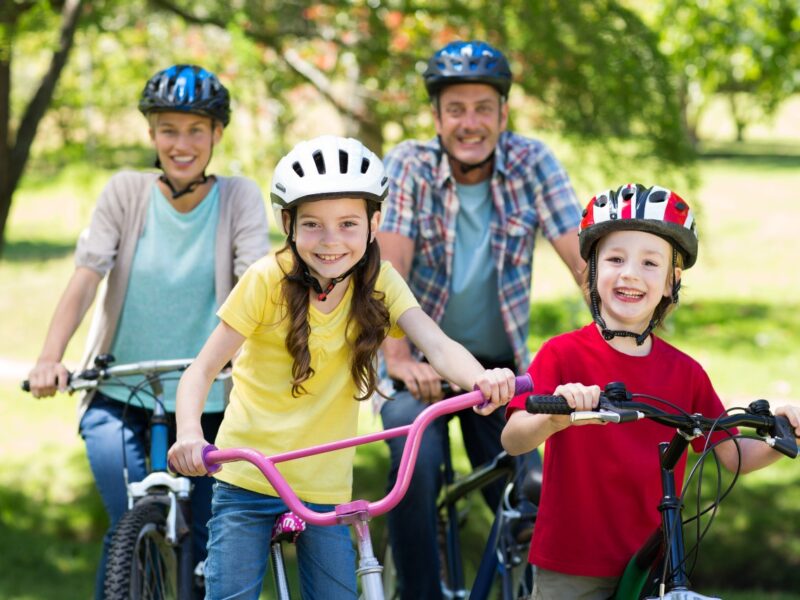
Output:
[579,183,698,268]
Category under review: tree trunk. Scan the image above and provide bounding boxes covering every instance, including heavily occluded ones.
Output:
[0,0,85,257]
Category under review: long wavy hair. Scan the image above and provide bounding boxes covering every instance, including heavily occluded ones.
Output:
[277,204,390,400]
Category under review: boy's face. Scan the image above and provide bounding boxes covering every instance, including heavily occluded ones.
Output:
[288,197,380,284]
[595,230,680,333]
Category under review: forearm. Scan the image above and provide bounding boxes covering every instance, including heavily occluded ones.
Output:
[424,337,484,391]
[175,365,213,439]
[38,267,101,362]
[502,412,562,456]
[718,437,784,474]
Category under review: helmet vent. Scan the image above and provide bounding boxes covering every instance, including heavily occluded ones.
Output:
[595,195,608,207]
[275,183,286,192]
[313,150,326,174]
[339,150,349,173]
[649,190,668,202]
[360,157,370,174]
[381,176,388,186]
[292,162,304,177]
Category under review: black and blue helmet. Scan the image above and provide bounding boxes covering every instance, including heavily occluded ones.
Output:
[138,64,231,127]
[423,41,512,99]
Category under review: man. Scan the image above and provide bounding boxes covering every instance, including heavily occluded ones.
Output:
[377,40,585,599]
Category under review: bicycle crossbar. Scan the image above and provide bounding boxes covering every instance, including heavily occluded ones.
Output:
[203,374,533,526]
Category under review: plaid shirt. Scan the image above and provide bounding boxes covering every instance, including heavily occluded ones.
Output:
[380,131,581,371]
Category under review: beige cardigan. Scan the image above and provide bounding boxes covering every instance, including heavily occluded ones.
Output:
[74,171,269,422]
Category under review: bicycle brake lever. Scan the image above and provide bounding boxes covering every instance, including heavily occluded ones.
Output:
[768,416,799,459]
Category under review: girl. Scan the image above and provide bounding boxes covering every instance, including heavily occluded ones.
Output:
[501,183,800,600]
[27,64,269,599]
[168,135,516,599]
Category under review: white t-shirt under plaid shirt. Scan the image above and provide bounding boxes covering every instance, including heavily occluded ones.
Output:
[380,131,582,371]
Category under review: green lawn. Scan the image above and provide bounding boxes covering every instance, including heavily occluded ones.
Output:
[2,144,799,599]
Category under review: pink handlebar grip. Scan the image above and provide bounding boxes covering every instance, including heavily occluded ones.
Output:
[202,444,222,473]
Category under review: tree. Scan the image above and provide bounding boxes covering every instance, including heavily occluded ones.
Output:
[656,0,800,144]
[150,0,694,165]
[0,0,85,257]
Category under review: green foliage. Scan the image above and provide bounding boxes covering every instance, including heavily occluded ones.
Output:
[654,0,800,141]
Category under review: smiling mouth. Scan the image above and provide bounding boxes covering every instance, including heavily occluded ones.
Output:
[316,253,346,263]
[615,288,644,300]
[171,155,195,165]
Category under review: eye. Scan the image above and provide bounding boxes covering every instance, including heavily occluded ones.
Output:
[446,105,464,117]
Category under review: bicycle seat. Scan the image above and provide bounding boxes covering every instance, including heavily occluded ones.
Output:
[521,465,542,506]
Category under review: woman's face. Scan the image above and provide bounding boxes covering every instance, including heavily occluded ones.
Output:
[287,197,380,284]
[149,112,221,187]
[594,229,679,333]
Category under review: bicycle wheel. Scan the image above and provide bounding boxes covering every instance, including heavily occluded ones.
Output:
[104,500,181,600]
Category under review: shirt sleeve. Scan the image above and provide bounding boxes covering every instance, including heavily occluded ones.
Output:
[531,145,582,241]
[228,178,271,278]
[378,261,421,338]
[218,258,271,337]
[380,143,422,240]
[74,174,127,275]
[688,362,738,451]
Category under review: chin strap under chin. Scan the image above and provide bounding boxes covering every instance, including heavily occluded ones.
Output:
[159,173,209,199]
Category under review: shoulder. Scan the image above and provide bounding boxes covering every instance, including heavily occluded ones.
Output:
[217,176,265,203]
[385,138,441,171]
[652,335,705,372]
[499,131,560,173]
[103,170,157,196]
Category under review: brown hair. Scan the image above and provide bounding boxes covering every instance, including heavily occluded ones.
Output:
[277,217,390,400]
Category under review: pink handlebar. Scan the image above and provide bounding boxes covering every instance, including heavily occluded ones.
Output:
[202,374,532,526]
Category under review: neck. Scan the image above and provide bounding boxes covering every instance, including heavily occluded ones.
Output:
[597,323,653,356]
[448,156,493,185]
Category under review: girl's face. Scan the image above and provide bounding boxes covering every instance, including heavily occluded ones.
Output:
[149,112,221,187]
[289,197,380,284]
[595,230,680,333]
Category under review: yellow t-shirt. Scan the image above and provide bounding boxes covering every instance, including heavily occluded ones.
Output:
[214,253,419,504]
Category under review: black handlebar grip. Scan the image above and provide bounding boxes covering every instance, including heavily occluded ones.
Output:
[21,380,30,392]
[525,395,572,415]
[771,416,799,459]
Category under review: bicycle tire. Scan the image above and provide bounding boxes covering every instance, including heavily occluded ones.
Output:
[104,500,181,600]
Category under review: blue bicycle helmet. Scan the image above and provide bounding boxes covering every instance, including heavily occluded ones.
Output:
[423,41,512,99]
[139,64,231,127]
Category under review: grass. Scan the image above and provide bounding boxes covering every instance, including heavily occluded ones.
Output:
[2,140,800,598]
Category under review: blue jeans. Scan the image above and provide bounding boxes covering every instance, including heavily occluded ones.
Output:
[204,481,357,600]
[381,390,540,600]
[80,392,221,600]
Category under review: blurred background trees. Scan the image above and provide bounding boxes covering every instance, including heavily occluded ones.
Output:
[3,0,799,254]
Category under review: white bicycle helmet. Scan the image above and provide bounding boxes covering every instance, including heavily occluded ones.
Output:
[271,135,387,231]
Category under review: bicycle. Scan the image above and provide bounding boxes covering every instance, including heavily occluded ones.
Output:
[23,354,230,600]
[525,381,799,600]
[380,381,541,600]
[199,374,533,600]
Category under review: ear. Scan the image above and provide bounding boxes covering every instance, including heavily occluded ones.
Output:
[499,98,509,132]
[432,102,443,136]
[369,209,381,242]
[212,122,223,144]
[281,210,292,236]
[665,266,682,297]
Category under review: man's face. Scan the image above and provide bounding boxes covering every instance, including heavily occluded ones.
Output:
[433,83,508,173]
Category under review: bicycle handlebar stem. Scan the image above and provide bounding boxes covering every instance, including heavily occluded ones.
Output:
[202,374,533,526]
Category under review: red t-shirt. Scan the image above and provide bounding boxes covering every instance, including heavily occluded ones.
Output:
[506,324,732,577]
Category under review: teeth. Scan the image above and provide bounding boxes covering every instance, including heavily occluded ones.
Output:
[173,156,194,163]
[461,136,482,144]
[617,290,643,298]
[318,254,341,261]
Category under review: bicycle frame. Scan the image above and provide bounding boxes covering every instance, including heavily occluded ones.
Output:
[202,374,533,600]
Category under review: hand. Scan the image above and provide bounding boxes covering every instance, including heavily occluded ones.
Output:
[554,383,604,427]
[387,357,445,404]
[473,368,516,416]
[773,404,800,438]
[27,359,69,398]
[168,436,211,477]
